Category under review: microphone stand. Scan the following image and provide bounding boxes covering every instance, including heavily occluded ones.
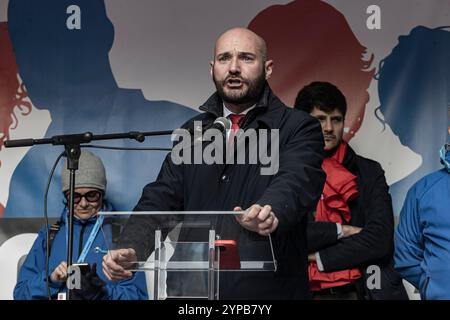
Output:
[4,130,173,299]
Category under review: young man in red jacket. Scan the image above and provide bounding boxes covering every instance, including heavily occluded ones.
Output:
[295,81,405,300]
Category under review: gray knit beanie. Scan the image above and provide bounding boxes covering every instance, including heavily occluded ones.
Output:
[61,150,106,193]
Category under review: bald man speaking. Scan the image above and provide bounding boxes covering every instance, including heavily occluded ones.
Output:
[103,28,326,299]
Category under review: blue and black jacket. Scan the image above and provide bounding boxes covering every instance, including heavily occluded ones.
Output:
[14,213,148,300]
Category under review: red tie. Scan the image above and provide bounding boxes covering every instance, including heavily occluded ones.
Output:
[228,114,245,134]
[228,114,245,148]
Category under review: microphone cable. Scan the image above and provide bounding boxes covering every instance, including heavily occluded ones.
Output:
[44,151,65,300]
[82,145,171,152]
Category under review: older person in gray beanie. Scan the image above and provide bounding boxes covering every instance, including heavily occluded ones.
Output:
[61,150,107,221]
[14,150,148,300]
[61,150,107,193]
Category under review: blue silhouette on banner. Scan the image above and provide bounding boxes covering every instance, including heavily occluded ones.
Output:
[377,26,450,215]
[5,0,197,217]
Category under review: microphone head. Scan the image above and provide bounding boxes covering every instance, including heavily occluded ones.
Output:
[213,117,232,132]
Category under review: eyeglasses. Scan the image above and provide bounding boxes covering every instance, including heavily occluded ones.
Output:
[65,190,103,204]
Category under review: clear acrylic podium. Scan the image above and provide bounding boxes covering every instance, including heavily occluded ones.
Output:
[100,211,277,300]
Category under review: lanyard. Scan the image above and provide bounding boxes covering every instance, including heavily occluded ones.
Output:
[64,212,105,263]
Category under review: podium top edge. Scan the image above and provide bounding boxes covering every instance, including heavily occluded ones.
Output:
[98,211,244,216]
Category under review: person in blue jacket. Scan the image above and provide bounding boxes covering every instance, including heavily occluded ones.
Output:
[14,150,148,300]
[395,139,450,300]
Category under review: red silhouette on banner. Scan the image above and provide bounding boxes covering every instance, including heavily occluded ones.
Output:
[249,0,375,141]
[0,22,33,217]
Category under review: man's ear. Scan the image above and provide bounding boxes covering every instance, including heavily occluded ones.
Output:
[265,60,273,80]
[210,61,214,77]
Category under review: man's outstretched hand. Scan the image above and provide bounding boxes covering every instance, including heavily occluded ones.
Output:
[102,248,136,281]
[234,204,279,236]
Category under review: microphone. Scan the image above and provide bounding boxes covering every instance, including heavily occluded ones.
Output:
[209,117,232,133]
[182,117,231,148]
